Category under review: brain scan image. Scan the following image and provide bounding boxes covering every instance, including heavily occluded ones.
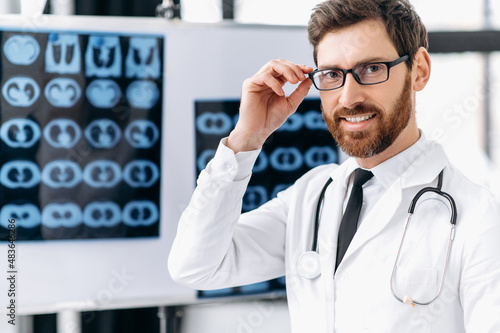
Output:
[123,160,159,188]
[85,35,122,77]
[2,76,40,107]
[83,160,122,188]
[43,119,81,149]
[126,80,159,109]
[41,160,83,189]
[125,37,161,79]
[122,200,158,227]
[0,203,41,229]
[83,201,121,228]
[44,78,82,108]
[4,35,40,65]
[304,110,328,130]
[45,33,81,74]
[124,120,159,148]
[269,147,304,172]
[0,30,163,241]
[84,119,122,149]
[196,112,232,136]
[86,79,122,109]
[0,118,41,148]
[276,113,303,132]
[41,202,82,229]
[304,146,337,168]
[0,160,40,189]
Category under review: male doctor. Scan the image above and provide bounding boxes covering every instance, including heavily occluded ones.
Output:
[169,0,500,331]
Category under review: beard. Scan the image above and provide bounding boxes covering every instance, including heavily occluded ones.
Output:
[323,75,413,158]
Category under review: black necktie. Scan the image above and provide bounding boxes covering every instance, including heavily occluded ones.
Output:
[335,168,373,271]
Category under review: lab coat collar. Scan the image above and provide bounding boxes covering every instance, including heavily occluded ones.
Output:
[371,132,428,190]
[399,139,449,189]
[329,157,358,187]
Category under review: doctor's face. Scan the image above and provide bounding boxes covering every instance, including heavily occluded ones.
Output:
[317,19,415,158]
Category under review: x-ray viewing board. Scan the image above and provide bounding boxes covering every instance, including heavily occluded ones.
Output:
[0,14,322,314]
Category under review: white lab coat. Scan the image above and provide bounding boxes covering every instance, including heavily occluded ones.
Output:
[168,137,500,332]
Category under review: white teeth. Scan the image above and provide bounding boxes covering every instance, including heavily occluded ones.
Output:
[345,114,375,123]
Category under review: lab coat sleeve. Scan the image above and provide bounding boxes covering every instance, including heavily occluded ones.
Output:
[168,138,289,290]
[460,191,500,332]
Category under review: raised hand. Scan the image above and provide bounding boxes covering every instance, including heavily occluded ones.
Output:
[227,59,313,153]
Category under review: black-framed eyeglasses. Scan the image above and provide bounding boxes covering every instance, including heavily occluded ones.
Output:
[308,55,409,91]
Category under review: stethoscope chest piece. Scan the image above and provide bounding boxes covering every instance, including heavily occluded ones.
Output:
[297,251,321,279]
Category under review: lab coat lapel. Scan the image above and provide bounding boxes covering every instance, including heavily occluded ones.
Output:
[340,179,402,266]
[319,160,357,274]
[317,159,354,331]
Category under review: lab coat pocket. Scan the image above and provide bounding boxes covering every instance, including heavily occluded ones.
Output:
[364,268,437,332]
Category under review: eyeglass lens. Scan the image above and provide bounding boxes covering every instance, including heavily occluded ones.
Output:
[312,63,389,90]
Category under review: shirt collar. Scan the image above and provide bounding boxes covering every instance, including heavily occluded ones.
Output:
[335,131,429,190]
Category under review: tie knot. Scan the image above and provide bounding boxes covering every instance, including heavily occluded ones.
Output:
[353,168,373,187]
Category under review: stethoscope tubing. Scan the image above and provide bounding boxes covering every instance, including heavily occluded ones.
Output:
[390,170,457,306]
[298,169,458,307]
[311,177,333,252]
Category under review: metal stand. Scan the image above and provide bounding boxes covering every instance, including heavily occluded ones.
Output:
[19,315,34,333]
[155,0,181,19]
[158,306,183,333]
[57,310,81,333]
[50,0,75,15]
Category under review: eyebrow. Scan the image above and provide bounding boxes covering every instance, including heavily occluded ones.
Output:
[318,57,391,70]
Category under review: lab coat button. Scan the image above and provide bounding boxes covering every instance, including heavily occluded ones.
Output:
[224,162,235,172]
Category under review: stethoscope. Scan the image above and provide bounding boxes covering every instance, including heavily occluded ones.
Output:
[296,170,458,306]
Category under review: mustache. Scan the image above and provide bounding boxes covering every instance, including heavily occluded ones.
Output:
[334,104,381,118]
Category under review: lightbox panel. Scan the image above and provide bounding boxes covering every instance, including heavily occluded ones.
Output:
[0,28,164,241]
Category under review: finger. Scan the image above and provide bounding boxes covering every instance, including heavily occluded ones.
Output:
[275,75,287,86]
[279,59,315,83]
[275,59,309,82]
[287,78,313,109]
[262,59,304,84]
[298,64,315,74]
[261,74,285,96]
[244,72,283,96]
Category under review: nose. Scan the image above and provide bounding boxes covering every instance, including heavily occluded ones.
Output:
[338,73,365,109]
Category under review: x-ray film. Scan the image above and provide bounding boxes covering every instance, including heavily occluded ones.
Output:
[195,99,338,212]
[0,28,164,241]
[195,100,338,299]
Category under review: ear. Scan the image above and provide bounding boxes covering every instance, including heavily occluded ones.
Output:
[412,47,431,92]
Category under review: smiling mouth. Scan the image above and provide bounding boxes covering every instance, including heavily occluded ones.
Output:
[343,114,376,124]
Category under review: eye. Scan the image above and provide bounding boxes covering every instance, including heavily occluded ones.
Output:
[365,64,382,73]
[322,70,342,80]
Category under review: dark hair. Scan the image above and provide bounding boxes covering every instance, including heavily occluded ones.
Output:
[307,0,428,69]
